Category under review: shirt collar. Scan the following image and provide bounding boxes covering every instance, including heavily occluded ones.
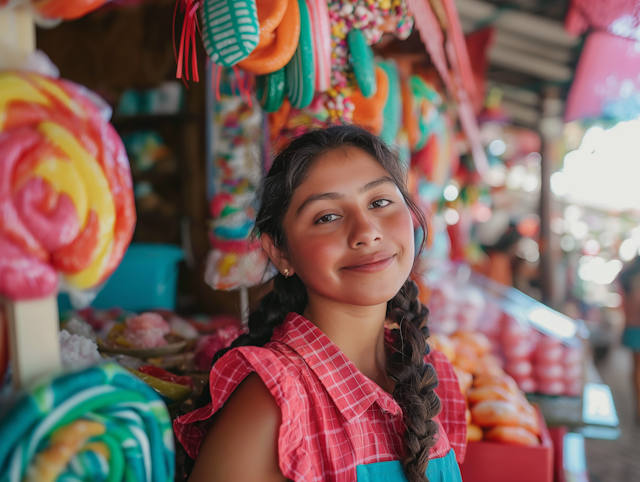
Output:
[271,313,402,423]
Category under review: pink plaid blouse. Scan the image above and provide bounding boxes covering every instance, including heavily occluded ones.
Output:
[174,313,467,481]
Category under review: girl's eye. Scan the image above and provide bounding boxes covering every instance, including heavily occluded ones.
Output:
[316,213,341,224]
[370,199,392,209]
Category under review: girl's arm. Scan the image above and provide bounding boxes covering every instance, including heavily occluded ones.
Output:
[189,373,290,482]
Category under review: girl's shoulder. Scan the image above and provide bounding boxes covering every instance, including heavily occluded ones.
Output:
[174,343,310,461]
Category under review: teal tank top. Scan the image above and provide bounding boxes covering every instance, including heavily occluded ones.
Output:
[356,449,462,482]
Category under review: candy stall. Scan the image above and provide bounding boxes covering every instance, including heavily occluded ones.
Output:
[0,0,607,481]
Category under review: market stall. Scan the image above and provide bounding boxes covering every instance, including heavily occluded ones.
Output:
[0,0,623,481]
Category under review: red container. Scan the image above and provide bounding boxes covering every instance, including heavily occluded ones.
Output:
[460,406,553,482]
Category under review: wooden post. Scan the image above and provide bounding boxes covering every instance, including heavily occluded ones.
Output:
[0,6,35,70]
[538,86,563,307]
[0,6,63,389]
[2,297,62,389]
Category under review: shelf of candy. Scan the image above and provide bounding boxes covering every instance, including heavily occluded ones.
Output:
[425,263,586,399]
[57,307,243,405]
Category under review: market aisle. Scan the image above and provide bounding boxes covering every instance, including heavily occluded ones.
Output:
[586,346,640,482]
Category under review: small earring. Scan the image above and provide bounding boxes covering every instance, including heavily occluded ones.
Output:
[283,268,290,278]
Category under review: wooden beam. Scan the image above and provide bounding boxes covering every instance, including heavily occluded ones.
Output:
[489,44,573,82]
[0,7,35,70]
[456,0,579,48]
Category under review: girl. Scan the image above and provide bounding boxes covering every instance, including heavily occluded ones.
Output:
[175,126,466,481]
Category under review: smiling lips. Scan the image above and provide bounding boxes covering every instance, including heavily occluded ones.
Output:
[342,253,397,273]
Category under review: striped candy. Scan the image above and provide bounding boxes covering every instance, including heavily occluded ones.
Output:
[200,0,260,67]
[0,363,174,482]
[307,0,331,93]
[285,0,315,109]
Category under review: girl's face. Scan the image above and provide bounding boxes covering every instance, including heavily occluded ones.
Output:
[278,147,415,307]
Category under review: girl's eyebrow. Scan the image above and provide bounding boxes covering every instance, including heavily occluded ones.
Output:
[296,176,394,215]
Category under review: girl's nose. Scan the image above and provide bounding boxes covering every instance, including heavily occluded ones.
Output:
[348,209,383,248]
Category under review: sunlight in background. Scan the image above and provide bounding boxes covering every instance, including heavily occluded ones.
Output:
[552,117,640,211]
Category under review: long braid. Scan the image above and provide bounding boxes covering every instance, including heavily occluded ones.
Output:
[387,280,441,482]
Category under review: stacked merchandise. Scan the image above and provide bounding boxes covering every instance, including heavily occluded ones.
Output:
[0,4,177,481]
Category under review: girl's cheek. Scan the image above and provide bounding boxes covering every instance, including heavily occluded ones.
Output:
[386,209,414,245]
[291,233,340,272]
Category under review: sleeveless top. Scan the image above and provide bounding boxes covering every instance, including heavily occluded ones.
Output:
[174,313,466,481]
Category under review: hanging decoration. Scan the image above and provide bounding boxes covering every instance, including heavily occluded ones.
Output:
[204,70,267,292]
[325,0,413,122]
[284,0,315,109]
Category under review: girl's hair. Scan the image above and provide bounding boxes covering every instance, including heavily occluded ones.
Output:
[202,126,441,482]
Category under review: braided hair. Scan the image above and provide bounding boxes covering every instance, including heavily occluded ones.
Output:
[201,126,441,482]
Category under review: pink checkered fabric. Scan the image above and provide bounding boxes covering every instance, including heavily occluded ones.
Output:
[174,313,467,481]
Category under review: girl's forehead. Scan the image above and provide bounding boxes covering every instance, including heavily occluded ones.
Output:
[302,148,390,186]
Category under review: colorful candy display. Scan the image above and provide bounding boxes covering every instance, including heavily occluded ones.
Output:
[326,0,413,121]
[429,331,543,446]
[500,314,584,397]
[0,72,136,300]
[426,268,584,398]
[0,363,174,482]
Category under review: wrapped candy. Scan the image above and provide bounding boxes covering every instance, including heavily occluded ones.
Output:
[122,312,170,349]
[194,324,244,372]
[470,400,521,428]
[0,72,135,300]
[0,363,174,482]
[485,426,540,446]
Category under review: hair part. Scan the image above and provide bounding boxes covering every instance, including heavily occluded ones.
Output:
[205,126,440,482]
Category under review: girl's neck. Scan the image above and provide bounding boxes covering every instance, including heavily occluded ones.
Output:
[302,295,393,393]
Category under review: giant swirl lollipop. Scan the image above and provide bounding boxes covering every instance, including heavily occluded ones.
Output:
[0,72,136,300]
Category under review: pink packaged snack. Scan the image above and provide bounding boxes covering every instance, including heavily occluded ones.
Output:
[123,312,170,348]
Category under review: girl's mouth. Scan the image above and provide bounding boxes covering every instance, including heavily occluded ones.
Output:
[342,254,396,273]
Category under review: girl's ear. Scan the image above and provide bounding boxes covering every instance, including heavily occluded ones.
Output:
[261,233,294,276]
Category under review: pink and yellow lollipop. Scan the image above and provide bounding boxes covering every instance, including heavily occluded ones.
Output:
[0,72,136,300]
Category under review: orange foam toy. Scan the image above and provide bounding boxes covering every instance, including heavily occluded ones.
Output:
[238,0,300,75]
[256,0,288,45]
